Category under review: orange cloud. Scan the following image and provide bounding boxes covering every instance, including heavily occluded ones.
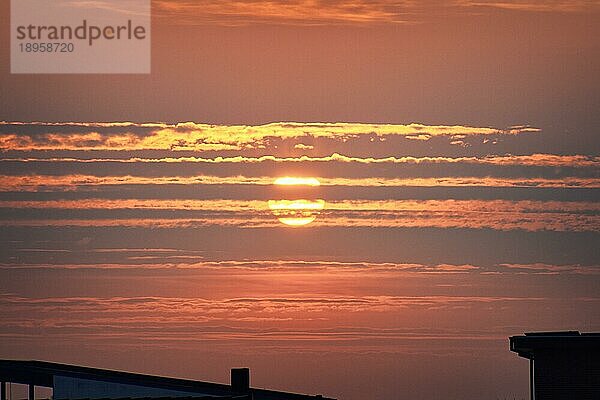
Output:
[1,258,596,356]
[0,174,597,190]
[0,121,529,151]
[3,198,598,213]
[7,153,595,167]
[153,0,417,26]
[0,293,556,327]
[151,1,600,27]
[498,263,600,275]
[2,199,598,231]
[460,1,600,13]
[5,259,597,276]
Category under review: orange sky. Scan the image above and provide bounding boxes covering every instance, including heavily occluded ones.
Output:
[1,2,599,400]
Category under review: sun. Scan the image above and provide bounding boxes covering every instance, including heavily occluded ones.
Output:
[273,177,321,186]
[269,177,325,227]
[268,199,326,226]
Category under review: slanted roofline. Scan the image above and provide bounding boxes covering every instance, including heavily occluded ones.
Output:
[0,360,335,400]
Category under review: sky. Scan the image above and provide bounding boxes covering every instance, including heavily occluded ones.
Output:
[1,1,599,400]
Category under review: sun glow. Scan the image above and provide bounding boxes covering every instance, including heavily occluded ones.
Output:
[274,177,321,186]
[268,199,326,226]
[269,177,324,226]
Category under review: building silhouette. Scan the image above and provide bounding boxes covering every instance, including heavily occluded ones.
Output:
[3,333,599,400]
[0,360,334,400]
[510,331,600,400]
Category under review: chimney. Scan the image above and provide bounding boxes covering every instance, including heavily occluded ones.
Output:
[231,368,250,393]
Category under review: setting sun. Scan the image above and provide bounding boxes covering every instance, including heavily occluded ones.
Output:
[268,199,326,226]
[273,177,321,186]
[269,177,324,226]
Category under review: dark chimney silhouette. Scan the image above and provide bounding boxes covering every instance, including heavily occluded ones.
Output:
[231,368,250,393]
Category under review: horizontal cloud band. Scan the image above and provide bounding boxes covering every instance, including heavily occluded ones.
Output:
[1,175,598,191]
[0,121,536,151]
[1,199,598,231]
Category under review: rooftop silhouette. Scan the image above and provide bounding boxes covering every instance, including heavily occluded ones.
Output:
[0,360,334,400]
[510,331,600,400]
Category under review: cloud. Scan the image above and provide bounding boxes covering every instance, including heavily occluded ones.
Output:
[497,263,600,275]
[62,0,151,17]
[3,259,597,276]
[153,0,419,26]
[5,153,596,167]
[1,257,597,355]
[2,151,597,193]
[0,259,460,271]
[1,199,598,232]
[0,121,530,152]
[0,292,593,348]
[151,1,600,27]
[0,293,558,326]
[294,143,315,150]
[0,174,597,191]
[2,198,598,213]
[460,1,600,13]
